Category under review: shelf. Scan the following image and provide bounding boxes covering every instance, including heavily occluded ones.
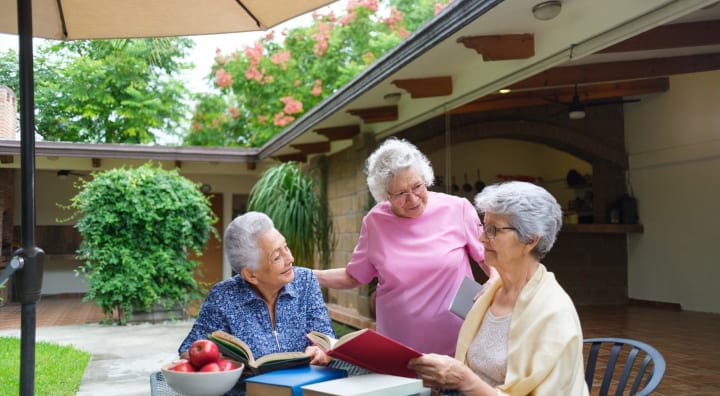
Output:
[561,224,644,234]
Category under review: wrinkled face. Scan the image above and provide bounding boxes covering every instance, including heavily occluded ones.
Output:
[252,228,295,289]
[387,168,428,219]
[479,212,525,268]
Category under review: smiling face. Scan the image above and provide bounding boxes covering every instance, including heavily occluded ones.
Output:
[244,228,295,292]
[387,168,428,219]
[479,212,527,269]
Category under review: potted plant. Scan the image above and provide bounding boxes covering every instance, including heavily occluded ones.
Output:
[247,162,334,269]
[63,162,217,324]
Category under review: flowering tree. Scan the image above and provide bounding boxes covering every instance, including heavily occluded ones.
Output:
[184,0,452,147]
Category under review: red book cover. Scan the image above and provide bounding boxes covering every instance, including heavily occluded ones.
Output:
[306,328,422,378]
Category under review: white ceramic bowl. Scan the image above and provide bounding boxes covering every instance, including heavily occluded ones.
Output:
[161,361,244,396]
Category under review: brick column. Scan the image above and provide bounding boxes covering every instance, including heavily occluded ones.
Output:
[0,85,17,140]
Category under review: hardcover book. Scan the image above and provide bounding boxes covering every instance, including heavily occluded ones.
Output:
[306,328,422,378]
[448,276,483,319]
[301,373,426,396]
[244,365,348,396]
[208,330,311,375]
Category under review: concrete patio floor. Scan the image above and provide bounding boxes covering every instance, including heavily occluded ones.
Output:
[0,320,193,396]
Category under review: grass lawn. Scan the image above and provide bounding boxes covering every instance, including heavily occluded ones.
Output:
[332,320,359,337]
[0,336,90,396]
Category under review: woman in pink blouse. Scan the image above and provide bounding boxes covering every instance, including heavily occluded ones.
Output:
[314,138,496,355]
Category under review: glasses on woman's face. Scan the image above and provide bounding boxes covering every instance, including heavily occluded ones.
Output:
[482,223,517,239]
[388,182,427,204]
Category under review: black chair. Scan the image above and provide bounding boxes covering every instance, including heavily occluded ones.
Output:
[584,337,666,396]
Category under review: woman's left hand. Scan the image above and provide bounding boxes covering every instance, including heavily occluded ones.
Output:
[305,345,332,366]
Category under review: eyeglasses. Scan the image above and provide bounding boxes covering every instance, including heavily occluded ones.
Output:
[481,223,517,239]
[388,182,427,203]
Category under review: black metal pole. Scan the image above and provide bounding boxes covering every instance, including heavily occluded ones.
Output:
[16,0,45,395]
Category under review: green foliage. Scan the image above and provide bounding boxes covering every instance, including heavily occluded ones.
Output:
[184,0,449,147]
[0,38,193,144]
[247,162,334,269]
[66,163,217,324]
[0,336,91,395]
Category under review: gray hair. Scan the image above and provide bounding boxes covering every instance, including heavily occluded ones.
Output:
[366,138,435,202]
[474,181,562,260]
[224,211,274,273]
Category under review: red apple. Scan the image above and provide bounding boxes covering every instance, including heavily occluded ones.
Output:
[188,339,220,369]
[168,359,196,372]
[217,359,236,371]
[198,362,221,372]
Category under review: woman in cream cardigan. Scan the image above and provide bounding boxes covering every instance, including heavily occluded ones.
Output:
[409,181,588,396]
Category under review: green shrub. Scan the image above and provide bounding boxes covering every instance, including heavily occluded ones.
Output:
[64,162,217,324]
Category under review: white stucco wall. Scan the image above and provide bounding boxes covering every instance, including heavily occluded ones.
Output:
[624,70,720,313]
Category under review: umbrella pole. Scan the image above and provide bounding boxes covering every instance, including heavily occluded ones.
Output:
[16,0,45,395]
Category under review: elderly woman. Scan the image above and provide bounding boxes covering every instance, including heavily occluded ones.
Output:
[179,211,333,366]
[409,182,588,395]
[315,138,497,355]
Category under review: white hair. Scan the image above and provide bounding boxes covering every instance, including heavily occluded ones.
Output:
[365,138,435,202]
[474,181,562,260]
[224,211,274,272]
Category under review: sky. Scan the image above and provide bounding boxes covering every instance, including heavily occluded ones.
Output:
[0,1,348,93]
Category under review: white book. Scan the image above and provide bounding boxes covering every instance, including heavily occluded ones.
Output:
[301,373,427,396]
[448,276,483,319]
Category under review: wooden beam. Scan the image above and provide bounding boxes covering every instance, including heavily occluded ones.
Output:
[314,125,360,141]
[457,34,534,61]
[454,78,669,114]
[391,76,453,98]
[510,53,720,90]
[347,105,398,123]
[290,141,330,155]
[274,153,307,163]
[599,21,720,53]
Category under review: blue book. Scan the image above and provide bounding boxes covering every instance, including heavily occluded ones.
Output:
[244,365,348,396]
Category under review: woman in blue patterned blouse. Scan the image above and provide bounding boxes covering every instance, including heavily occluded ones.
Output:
[178,211,335,366]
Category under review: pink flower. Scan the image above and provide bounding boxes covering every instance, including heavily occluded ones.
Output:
[348,0,379,13]
[245,66,263,82]
[294,80,301,87]
[215,69,233,88]
[257,115,267,125]
[244,40,264,66]
[192,122,201,131]
[311,79,323,96]
[280,96,303,114]
[270,50,291,70]
[264,30,275,42]
[273,112,295,127]
[382,7,404,32]
[435,1,454,15]
[228,106,240,119]
[312,22,332,56]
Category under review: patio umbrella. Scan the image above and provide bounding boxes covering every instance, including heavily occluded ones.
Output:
[1,1,335,395]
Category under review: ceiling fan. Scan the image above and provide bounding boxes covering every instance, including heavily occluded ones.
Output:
[554,84,641,120]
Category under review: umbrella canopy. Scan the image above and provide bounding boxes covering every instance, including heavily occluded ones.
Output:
[0,0,336,39]
[2,1,337,395]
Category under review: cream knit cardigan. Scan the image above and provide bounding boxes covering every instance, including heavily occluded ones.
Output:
[455,264,589,396]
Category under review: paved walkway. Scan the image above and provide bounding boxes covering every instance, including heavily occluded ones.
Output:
[0,321,193,395]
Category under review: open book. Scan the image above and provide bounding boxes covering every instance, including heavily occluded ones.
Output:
[306,328,422,378]
[208,330,311,375]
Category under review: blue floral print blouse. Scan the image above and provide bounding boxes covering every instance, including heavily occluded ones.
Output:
[178,267,335,357]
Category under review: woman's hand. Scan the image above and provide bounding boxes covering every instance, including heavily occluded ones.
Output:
[305,345,332,366]
[409,354,490,395]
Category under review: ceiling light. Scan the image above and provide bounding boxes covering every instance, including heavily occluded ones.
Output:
[498,88,512,94]
[532,1,562,21]
[383,92,402,104]
[568,109,586,120]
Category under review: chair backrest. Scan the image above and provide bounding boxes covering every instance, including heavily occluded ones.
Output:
[584,337,666,396]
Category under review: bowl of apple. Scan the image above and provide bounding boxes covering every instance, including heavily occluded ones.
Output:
[162,339,244,396]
